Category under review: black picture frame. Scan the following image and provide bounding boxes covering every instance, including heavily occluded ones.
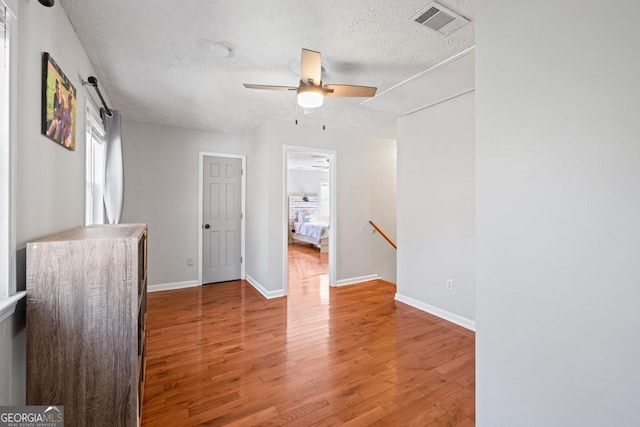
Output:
[41,52,77,151]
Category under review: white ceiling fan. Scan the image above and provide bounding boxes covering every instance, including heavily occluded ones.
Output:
[243,48,377,109]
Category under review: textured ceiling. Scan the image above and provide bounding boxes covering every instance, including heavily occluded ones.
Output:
[288,151,331,171]
[59,0,475,139]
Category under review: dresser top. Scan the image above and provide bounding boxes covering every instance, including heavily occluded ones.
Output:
[30,224,147,244]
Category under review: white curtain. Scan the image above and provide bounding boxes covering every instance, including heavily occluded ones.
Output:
[101,110,124,224]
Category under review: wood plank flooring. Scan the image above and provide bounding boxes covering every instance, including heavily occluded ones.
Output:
[142,244,475,426]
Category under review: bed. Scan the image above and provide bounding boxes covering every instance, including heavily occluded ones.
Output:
[292,220,330,252]
[288,195,330,253]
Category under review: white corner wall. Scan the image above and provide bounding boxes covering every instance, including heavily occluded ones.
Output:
[245,125,270,289]
[476,2,640,425]
[396,91,475,328]
[246,120,397,292]
[368,138,397,284]
[121,120,250,288]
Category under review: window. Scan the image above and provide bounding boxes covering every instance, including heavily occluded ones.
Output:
[319,180,330,219]
[85,103,106,225]
[0,2,15,299]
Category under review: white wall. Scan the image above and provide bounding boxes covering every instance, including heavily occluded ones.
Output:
[396,92,475,327]
[121,120,250,287]
[17,3,107,248]
[0,310,16,404]
[0,302,25,405]
[287,169,328,196]
[246,120,397,291]
[1,0,106,404]
[476,2,640,426]
[245,125,270,288]
[368,138,397,284]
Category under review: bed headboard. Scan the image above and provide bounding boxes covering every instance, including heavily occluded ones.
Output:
[288,195,319,224]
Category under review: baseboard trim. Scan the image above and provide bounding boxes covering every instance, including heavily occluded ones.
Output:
[395,293,476,331]
[334,274,379,287]
[246,274,285,299]
[148,280,200,293]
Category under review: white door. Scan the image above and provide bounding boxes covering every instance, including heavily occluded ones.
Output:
[203,156,242,284]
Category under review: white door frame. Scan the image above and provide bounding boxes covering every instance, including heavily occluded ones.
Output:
[283,145,337,295]
[198,152,246,285]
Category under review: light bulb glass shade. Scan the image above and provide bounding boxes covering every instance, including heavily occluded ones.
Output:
[297,89,324,108]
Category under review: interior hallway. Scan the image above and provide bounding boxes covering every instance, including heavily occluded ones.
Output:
[288,243,329,295]
[142,246,475,426]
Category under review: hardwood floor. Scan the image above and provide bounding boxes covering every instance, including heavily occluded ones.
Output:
[142,245,475,426]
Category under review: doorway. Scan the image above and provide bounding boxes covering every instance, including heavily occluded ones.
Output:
[283,146,337,296]
[198,152,246,285]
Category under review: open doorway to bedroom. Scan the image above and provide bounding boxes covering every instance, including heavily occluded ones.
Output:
[283,146,336,296]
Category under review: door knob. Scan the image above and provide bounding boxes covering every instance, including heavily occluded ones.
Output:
[203,224,210,229]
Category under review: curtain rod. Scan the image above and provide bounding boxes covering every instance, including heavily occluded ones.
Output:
[82,76,113,117]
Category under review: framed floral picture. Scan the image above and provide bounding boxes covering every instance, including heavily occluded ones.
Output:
[41,52,76,150]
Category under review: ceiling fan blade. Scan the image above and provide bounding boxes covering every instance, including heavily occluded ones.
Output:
[301,49,322,85]
[323,84,377,97]
[243,83,297,91]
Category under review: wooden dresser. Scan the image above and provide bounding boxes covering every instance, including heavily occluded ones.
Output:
[26,224,148,427]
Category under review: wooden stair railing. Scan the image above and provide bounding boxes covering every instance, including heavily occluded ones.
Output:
[369,221,397,249]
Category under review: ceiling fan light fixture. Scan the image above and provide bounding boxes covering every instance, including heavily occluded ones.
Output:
[297,87,324,109]
[244,48,377,108]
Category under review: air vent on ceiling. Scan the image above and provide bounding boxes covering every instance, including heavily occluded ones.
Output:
[412,2,470,36]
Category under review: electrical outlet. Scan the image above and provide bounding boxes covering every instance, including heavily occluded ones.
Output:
[187,257,194,266]
[446,279,454,290]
